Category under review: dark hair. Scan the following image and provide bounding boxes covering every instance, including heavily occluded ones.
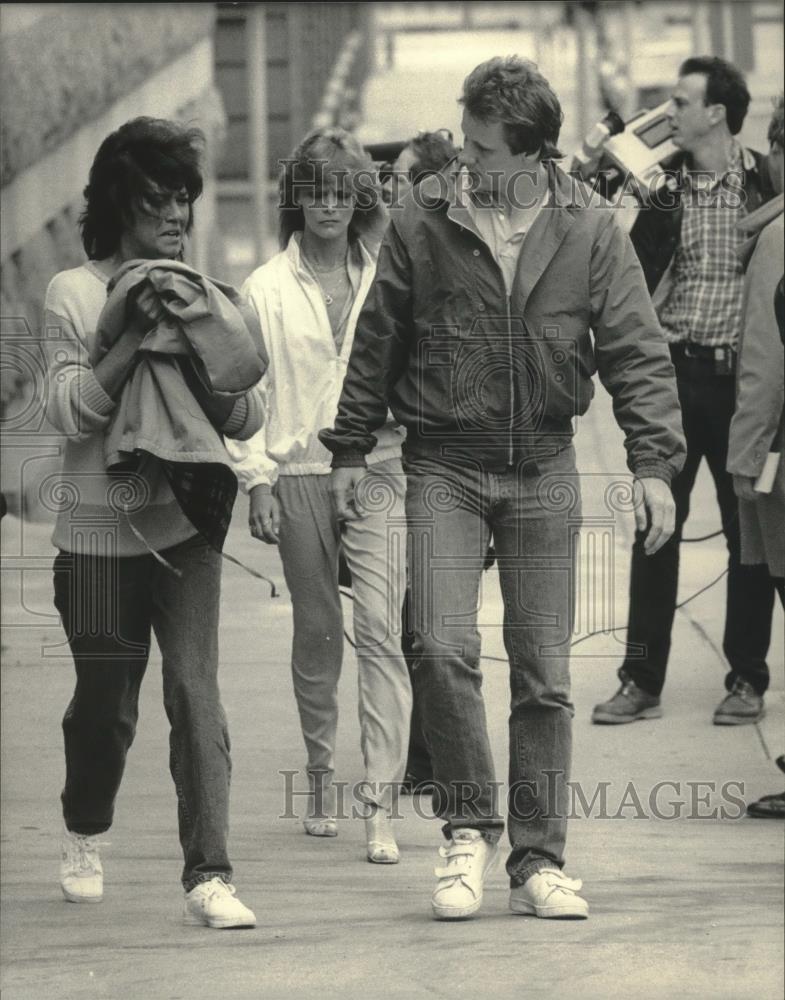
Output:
[679,56,751,135]
[407,130,458,182]
[768,93,784,150]
[278,126,385,250]
[79,117,204,259]
[459,56,563,159]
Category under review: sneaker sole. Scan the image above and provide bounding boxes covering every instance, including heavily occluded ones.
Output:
[432,899,483,920]
[510,898,589,919]
[183,912,257,929]
[713,711,765,726]
[61,887,103,904]
[592,706,662,724]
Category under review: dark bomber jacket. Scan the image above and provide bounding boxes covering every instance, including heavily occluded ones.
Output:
[319,162,686,483]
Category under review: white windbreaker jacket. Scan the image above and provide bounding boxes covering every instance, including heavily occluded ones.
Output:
[226,233,404,491]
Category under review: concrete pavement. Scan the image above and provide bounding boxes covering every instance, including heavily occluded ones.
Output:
[1,380,783,1000]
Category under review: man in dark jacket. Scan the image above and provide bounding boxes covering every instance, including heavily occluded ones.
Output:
[593,56,779,728]
[320,57,685,922]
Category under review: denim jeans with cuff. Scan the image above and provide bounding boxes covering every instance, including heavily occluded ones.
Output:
[404,446,580,887]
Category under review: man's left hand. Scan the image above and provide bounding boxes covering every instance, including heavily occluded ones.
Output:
[635,476,676,556]
[329,466,368,521]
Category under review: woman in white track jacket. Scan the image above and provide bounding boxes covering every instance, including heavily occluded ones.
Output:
[228,128,411,864]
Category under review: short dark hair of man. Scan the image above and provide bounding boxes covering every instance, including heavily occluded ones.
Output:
[79,117,205,259]
[679,56,751,136]
[407,130,458,183]
[767,93,784,151]
[459,56,563,159]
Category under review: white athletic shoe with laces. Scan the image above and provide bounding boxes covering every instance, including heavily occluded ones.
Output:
[431,828,499,920]
[183,877,257,929]
[510,867,589,919]
[60,829,106,903]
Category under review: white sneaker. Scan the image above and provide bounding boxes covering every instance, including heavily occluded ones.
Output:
[183,878,257,929]
[510,868,589,919]
[431,828,499,920]
[60,829,105,903]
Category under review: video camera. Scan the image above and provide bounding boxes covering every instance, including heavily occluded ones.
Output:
[363,141,408,186]
[603,102,679,191]
[573,101,678,196]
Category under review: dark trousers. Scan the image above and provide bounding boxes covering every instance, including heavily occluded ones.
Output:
[621,358,776,697]
[54,535,233,891]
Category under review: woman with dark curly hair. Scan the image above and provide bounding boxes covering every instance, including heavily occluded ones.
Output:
[46,117,262,927]
[228,127,411,863]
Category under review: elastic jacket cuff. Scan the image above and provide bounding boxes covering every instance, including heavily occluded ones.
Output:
[633,461,673,484]
[330,450,369,469]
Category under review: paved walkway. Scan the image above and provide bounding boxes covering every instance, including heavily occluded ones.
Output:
[2,388,782,1000]
[2,23,784,1000]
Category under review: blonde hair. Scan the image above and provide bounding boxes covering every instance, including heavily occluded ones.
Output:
[278,127,385,249]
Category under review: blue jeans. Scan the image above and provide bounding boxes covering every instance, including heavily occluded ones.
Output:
[403,447,580,887]
[54,534,232,892]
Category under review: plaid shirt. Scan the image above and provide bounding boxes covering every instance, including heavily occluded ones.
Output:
[657,143,751,348]
[163,462,237,553]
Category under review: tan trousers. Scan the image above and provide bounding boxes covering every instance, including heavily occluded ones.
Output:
[276,459,412,811]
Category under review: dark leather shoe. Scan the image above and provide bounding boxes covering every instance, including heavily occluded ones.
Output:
[713,680,764,725]
[592,677,662,724]
[746,755,785,817]
[746,791,785,818]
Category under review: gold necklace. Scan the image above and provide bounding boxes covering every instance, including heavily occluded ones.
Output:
[314,269,350,306]
[309,258,347,274]
[303,252,349,305]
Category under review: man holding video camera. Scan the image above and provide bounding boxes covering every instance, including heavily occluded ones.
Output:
[321,56,684,922]
[593,57,779,728]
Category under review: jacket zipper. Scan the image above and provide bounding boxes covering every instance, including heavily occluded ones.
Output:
[464,230,518,465]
